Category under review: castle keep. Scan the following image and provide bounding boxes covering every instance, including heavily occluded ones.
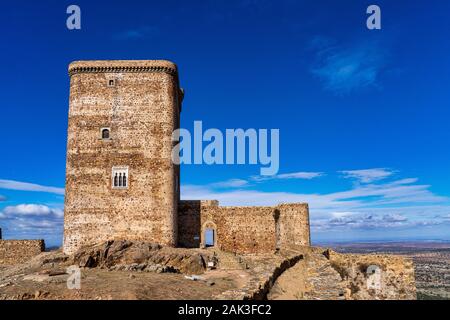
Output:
[63,60,310,255]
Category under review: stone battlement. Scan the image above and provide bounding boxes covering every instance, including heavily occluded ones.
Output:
[68,60,178,77]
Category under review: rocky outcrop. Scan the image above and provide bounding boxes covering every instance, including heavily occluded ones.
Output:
[0,243,417,300]
[72,241,214,275]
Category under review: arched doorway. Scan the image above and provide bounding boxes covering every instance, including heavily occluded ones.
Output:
[201,221,217,248]
[205,228,215,247]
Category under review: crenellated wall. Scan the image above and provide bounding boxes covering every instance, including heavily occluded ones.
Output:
[178,200,310,254]
[0,240,45,265]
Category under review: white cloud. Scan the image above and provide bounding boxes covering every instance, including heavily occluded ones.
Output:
[339,168,395,183]
[382,214,408,223]
[330,211,354,218]
[274,172,324,180]
[183,176,446,209]
[0,204,64,235]
[1,204,63,219]
[181,173,450,233]
[210,179,249,188]
[312,213,411,231]
[203,172,324,190]
[12,218,62,231]
[251,171,324,182]
[0,179,65,195]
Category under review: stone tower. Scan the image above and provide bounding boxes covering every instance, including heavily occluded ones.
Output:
[63,60,182,255]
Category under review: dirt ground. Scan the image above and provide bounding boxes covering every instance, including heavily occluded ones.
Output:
[0,268,249,300]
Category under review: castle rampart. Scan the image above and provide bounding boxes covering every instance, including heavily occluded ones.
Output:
[178,200,310,254]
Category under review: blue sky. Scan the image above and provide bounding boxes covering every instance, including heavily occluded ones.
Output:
[1,1,449,246]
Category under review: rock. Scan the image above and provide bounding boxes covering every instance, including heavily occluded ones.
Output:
[144,264,158,272]
[49,269,67,276]
[0,281,12,288]
[23,274,50,282]
[184,275,203,281]
[71,241,210,275]
[42,254,68,265]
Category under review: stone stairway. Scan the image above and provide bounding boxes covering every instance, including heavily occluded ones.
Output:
[212,250,246,270]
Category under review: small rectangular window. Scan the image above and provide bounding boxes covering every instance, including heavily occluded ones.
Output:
[112,166,129,189]
[108,79,115,87]
[101,127,110,140]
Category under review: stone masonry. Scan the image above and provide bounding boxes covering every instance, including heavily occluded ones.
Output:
[178,200,310,254]
[63,60,182,254]
[0,240,45,265]
[63,60,311,255]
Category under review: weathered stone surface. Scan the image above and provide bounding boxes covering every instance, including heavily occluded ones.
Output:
[63,60,182,255]
[178,200,310,254]
[63,60,311,256]
[0,240,45,266]
[261,247,416,300]
[326,249,417,300]
[72,241,210,275]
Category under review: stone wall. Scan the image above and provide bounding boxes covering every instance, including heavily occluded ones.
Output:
[63,60,182,255]
[0,240,45,265]
[178,200,310,254]
[277,204,310,250]
[326,249,416,300]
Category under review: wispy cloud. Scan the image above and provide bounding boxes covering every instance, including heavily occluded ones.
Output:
[0,179,64,195]
[181,171,450,234]
[310,37,388,94]
[339,168,395,183]
[312,213,412,230]
[252,171,324,182]
[210,179,249,188]
[113,26,159,40]
[205,172,324,189]
[182,177,446,209]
